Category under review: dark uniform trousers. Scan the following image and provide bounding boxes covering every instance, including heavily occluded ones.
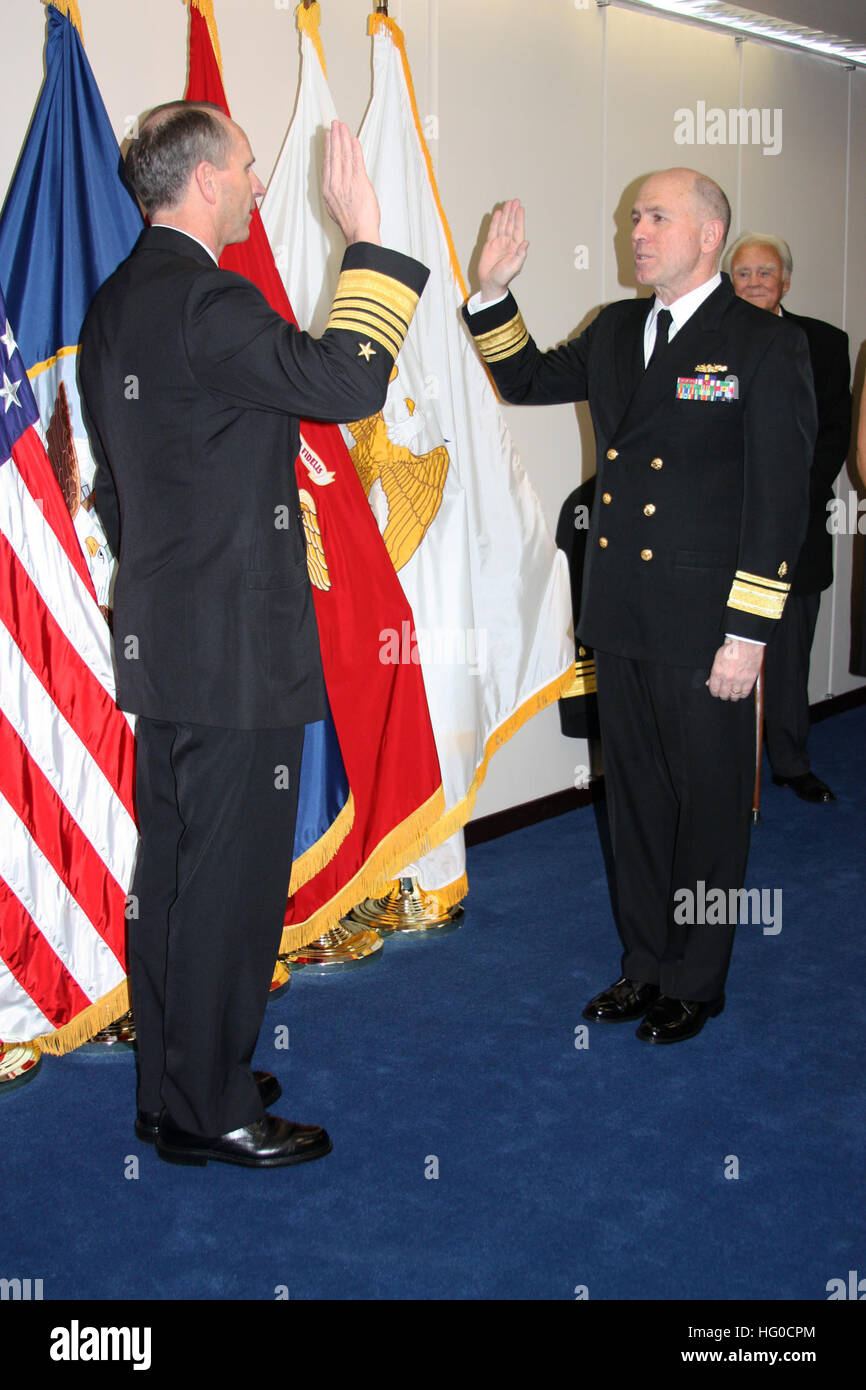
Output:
[763,592,821,779]
[594,652,754,1001]
[131,719,304,1138]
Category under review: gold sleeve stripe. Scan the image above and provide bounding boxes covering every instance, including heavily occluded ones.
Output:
[561,659,597,699]
[727,574,789,621]
[474,312,529,363]
[734,569,791,593]
[329,297,409,341]
[331,269,419,329]
[326,310,403,358]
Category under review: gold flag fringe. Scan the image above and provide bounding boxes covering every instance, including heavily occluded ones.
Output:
[28,978,131,1057]
[297,2,328,78]
[431,873,469,910]
[419,667,575,852]
[280,663,571,950]
[187,0,224,78]
[287,790,355,895]
[279,782,445,952]
[44,0,83,37]
[381,871,469,911]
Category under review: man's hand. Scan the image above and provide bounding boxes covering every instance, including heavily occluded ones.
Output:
[706,637,764,701]
[322,120,381,247]
[478,199,529,303]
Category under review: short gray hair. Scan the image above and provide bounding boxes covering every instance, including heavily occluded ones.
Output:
[724,231,793,278]
[125,101,231,216]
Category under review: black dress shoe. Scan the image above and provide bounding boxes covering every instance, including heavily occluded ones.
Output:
[772,771,835,803]
[582,977,660,1022]
[636,994,724,1044]
[156,1112,332,1168]
[134,1070,282,1143]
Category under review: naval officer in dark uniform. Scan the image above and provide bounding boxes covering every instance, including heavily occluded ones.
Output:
[81,103,428,1163]
[464,169,815,1043]
[727,233,851,803]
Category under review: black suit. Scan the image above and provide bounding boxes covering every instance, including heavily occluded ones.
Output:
[81,226,428,1134]
[762,307,851,778]
[465,274,815,999]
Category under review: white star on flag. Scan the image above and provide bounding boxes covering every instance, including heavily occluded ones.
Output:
[1,369,22,412]
[0,318,18,359]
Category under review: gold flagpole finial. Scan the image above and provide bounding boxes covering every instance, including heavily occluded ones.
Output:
[297,2,327,75]
[42,0,84,37]
[375,2,389,14]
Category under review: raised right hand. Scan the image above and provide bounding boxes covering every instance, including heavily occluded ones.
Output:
[478,199,529,302]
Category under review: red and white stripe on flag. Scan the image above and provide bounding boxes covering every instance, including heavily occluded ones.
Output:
[0,310,137,1053]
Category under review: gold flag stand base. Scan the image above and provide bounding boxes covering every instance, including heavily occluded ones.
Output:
[82,1010,137,1051]
[346,877,465,935]
[0,1040,42,1093]
[286,921,384,973]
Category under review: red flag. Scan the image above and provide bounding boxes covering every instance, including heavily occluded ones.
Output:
[185,0,443,947]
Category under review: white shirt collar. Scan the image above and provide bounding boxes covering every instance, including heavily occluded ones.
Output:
[644,272,722,363]
[652,271,722,334]
[152,223,219,266]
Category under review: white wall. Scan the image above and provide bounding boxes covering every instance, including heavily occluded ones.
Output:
[2,0,863,819]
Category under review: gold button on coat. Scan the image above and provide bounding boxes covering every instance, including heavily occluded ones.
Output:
[602,492,612,504]
[643,504,656,516]
[651,457,663,469]
[599,537,608,548]
[606,448,618,460]
[641,549,653,561]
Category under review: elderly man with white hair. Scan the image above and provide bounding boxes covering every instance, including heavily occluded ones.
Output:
[727,232,852,804]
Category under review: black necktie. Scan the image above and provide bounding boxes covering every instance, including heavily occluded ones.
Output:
[647,308,672,369]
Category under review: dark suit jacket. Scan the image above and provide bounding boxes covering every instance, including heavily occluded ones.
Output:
[80,226,428,729]
[780,307,851,594]
[464,275,816,670]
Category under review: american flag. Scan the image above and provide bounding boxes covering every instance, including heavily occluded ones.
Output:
[0,293,136,1051]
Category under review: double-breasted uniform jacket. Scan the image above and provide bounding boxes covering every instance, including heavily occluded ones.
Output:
[80,225,429,729]
[778,306,851,595]
[464,275,817,671]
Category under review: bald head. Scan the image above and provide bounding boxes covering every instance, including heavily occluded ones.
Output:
[631,168,731,304]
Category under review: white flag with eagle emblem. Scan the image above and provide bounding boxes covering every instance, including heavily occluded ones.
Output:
[262,6,573,901]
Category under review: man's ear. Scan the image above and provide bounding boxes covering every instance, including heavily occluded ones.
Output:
[194,160,218,207]
[702,219,725,257]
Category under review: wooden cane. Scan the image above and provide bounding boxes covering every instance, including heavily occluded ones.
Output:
[751,652,765,824]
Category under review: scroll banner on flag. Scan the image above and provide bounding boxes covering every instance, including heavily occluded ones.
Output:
[265,9,574,902]
[185,0,443,948]
[0,0,143,1053]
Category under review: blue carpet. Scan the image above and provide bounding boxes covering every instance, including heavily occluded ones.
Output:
[3,707,865,1303]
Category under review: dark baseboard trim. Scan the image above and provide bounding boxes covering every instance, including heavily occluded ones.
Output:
[466,782,601,847]
[808,684,866,723]
[466,685,865,847]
